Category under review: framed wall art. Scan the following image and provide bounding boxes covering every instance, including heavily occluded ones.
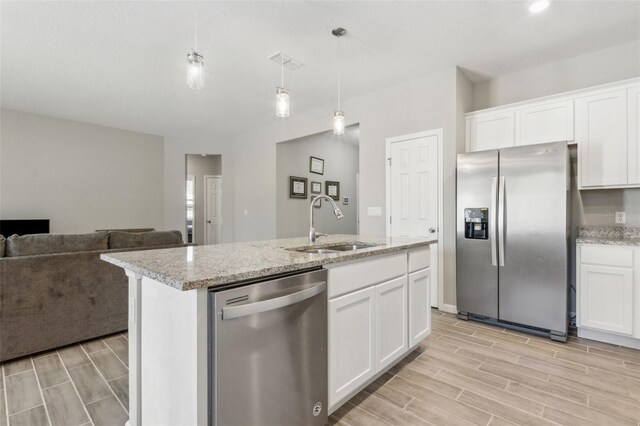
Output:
[326,181,340,201]
[309,156,324,175]
[310,181,322,194]
[289,176,308,199]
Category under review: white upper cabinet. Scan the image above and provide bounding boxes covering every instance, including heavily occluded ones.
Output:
[465,78,640,189]
[516,99,574,146]
[628,87,640,185]
[576,89,628,188]
[466,110,515,152]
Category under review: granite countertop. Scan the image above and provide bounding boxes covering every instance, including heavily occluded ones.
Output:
[101,234,436,291]
[576,226,640,246]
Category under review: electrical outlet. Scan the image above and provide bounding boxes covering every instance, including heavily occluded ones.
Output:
[615,211,626,224]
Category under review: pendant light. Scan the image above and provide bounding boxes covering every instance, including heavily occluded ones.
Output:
[332,27,346,135]
[276,55,290,117]
[187,15,204,90]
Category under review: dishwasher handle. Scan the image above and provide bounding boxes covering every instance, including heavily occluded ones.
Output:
[221,281,326,320]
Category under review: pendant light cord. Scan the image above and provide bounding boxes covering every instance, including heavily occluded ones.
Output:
[337,35,341,110]
[194,13,198,51]
[281,54,284,87]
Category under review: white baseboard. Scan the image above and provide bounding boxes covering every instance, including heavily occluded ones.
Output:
[441,304,458,314]
[578,327,640,350]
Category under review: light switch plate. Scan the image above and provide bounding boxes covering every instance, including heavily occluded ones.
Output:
[615,211,626,224]
[367,207,382,217]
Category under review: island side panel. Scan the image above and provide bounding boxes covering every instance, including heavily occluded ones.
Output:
[139,277,209,425]
[126,271,142,426]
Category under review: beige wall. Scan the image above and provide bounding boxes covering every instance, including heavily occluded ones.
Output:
[186,154,222,245]
[0,109,164,234]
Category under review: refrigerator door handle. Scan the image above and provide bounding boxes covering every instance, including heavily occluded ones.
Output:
[490,176,498,266]
[498,175,506,267]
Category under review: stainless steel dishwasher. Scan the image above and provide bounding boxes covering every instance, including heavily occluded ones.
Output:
[208,268,327,426]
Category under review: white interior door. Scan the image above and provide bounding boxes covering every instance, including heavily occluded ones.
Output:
[388,131,440,307]
[389,136,438,238]
[204,176,222,245]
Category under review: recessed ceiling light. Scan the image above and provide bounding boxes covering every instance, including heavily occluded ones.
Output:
[528,0,551,13]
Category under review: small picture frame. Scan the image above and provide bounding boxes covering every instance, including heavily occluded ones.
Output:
[326,181,340,201]
[312,198,322,208]
[310,156,324,175]
[289,176,307,199]
[310,181,322,194]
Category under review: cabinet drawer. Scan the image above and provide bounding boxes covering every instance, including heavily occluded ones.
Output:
[580,245,633,268]
[408,248,430,272]
[327,253,406,299]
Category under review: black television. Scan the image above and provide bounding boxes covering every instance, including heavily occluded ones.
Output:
[0,220,50,236]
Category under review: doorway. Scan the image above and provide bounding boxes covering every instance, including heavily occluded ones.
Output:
[185,154,222,245]
[386,129,443,309]
[204,176,222,244]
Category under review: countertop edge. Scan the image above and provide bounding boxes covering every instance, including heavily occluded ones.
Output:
[101,239,435,291]
[576,238,640,246]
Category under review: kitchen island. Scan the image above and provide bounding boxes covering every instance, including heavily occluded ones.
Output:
[102,234,435,426]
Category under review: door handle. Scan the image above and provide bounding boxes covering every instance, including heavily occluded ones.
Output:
[221,281,326,320]
[428,228,436,233]
[490,176,497,266]
[207,220,212,224]
[498,176,505,267]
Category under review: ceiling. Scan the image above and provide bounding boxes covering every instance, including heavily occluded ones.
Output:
[2,1,639,138]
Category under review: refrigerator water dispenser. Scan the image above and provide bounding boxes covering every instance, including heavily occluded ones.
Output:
[464,208,489,240]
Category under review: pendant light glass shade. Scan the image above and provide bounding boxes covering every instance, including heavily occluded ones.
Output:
[333,110,345,135]
[187,50,205,90]
[276,87,290,118]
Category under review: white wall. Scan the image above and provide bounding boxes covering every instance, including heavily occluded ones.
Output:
[472,40,640,110]
[186,154,222,245]
[0,109,164,234]
[276,127,359,238]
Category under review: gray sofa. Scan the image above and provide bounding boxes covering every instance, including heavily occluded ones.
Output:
[0,230,185,362]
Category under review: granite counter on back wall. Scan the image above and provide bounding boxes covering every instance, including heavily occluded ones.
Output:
[576,226,640,246]
[101,234,436,291]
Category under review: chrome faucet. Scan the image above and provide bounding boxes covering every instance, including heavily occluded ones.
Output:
[309,195,344,244]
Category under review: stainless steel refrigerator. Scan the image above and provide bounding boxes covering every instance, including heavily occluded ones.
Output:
[456,141,569,341]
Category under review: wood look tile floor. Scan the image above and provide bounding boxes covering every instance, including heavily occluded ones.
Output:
[2,310,639,425]
[0,332,128,426]
[330,310,640,426]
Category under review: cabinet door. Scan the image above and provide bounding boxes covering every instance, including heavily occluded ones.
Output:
[576,90,628,187]
[466,111,515,152]
[328,286,375,409]
[516,100,574,146]
[628,87,640,185]
[375,276,408,372]
[408,269,431,347]
[579,264,633,335]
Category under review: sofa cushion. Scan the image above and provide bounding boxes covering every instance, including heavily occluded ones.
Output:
[5,232,109,257]
[109,230,183,249]
[0,235,5,257]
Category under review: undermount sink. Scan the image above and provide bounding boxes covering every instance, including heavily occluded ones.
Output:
[289,242,381,254]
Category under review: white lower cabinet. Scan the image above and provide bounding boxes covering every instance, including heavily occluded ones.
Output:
[327,249,432,412]
[328,286,375,408]
[579,264,633,335]
[409,268,431,347]
[577,244,640,348]
[375,276,408,371]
